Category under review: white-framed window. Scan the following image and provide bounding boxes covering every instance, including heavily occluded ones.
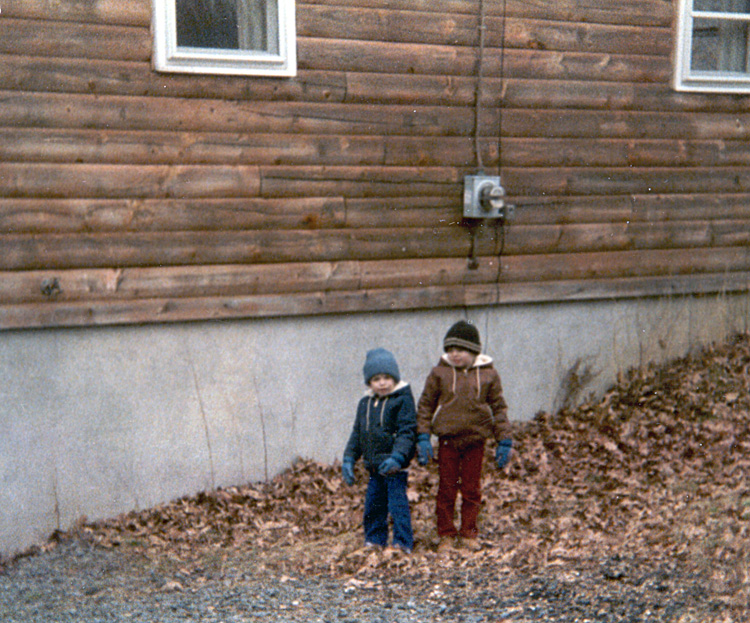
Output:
[674,0,750,92]
[152,0,296,77]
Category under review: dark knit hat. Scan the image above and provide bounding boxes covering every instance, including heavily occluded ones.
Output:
[443,320,481,354]
[363,348,401,384]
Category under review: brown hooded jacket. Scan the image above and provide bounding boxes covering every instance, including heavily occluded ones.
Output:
[416,354,510,444]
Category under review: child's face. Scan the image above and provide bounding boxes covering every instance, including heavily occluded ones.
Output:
[445,346,477,369]
[368,374,396,397]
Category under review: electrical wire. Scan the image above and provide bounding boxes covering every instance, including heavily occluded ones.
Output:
[469,0,516,277]
[473,0,487,173]
[467,0,488,272]
[493,0,510,281]
[497,0,508,175]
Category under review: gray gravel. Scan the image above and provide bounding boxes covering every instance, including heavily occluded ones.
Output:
[0,536,741,622]
[0,538,479,623]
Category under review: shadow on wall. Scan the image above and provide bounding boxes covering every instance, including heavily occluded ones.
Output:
[553,356,600,414]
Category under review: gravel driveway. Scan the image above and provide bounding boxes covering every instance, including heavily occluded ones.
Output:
[0,534,740,622]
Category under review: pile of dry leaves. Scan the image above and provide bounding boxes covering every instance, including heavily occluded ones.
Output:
[80,334,750,600]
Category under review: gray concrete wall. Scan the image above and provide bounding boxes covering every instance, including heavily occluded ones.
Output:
[2,292,748,558]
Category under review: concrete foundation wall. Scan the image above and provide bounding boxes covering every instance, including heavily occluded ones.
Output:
[2,293,748,558]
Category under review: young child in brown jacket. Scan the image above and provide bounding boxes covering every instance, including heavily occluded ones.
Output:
[416,320,512,552]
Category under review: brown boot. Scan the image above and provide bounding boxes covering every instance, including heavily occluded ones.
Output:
[436,537,455,554]
[459,537,481,552]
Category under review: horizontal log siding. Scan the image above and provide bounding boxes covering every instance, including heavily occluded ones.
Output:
[1,0,749,329]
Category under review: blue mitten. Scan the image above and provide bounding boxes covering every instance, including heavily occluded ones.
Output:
[342,458,355,485]
[416,433,433,466]
[495,439,512,469]
[378,457,401,476]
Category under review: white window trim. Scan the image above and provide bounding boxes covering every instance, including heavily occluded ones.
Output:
[152,0,296,78]
[674,0,750,92]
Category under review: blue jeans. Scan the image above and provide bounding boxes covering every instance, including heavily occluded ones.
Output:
[363,471,413,551]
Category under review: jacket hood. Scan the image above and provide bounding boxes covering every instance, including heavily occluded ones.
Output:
[439,353,493,368]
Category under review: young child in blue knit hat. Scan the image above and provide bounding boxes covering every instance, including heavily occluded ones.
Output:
[342,348,417,552]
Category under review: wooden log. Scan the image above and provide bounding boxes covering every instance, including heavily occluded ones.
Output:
[345,69,665,110]
[25,160,730,203]
[8,246,746,306]
[499,138,750,168]
[0,197,347,234]
[8,88,750,141]
[358,247,750,290]
[504,0,672,26]
[497,247,750,283]
[258,165,461,198]
[503,19,671,58]
[344,72,477,106]
[3,270,749,330]
[298,38,480,77]
[0,53,349,103]
[0,257,497,304]
[487,272,750,306]
[301,0,673,28]
[500,80,750,115]
[299,31,668,77]
[2,0,674,29]
[0,20,671,89]
[393,136,750,168]
[10,128,667,170]
[344,196,462,228]
[500,109,750,140]
[0,18,149,61]
[300,5,485,47]
[3,219,750,272]
[0,50,669,108]
[306,5,672,57]
[0,0,150,26]
[303,0,486,16]
[0,262,363,304]
[0,227,495,271]
[301,7,672,55]
[507,193,750,226]
[503,166,750,197]
[501,49,669,83]
[3,192,748,236]
[0,91,475,136]
[0,128,390,167]
[499,219,750,256]
[0,163,261,199]
[6,85,750,141]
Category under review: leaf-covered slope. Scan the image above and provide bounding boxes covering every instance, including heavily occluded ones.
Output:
[81,334,750,599]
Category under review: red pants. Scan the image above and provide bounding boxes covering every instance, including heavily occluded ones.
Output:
[436,438,485,538]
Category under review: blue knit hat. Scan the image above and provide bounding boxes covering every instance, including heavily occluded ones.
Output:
[363,348,400,384]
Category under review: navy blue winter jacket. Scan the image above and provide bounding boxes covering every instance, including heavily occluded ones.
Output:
[343,381,417,473]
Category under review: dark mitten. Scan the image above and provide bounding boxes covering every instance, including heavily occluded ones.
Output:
[342,458,355,485]
[495,439,512,469]
[416,433,433,466]
[378,457,401,476]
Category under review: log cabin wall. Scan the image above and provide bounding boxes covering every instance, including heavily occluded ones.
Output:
[2,0,750,330]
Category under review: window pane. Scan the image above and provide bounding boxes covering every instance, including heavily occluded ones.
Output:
[175,0,275,53]
[153,0,295,77]
[692,17,750,72]
[693,0,750,13]
[238,0,279,54]
[694,0,750,13]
